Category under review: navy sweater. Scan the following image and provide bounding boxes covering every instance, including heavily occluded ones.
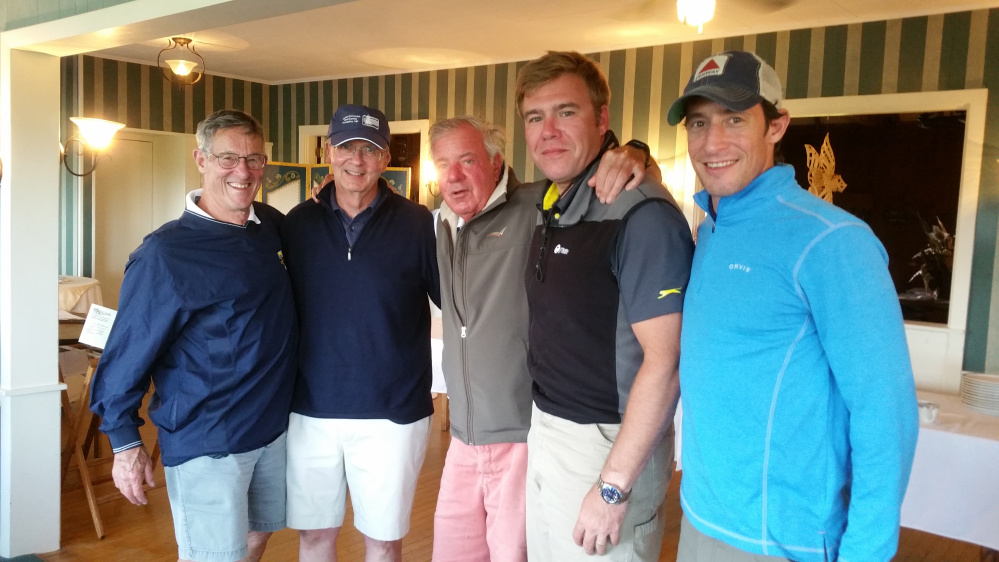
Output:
[90,203,298,467]
[282,181,440,423]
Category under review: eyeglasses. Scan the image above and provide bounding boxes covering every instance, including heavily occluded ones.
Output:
[209,152,267,170]
[333,143,384,160]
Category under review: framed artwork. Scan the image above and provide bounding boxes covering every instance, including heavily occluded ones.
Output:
[782,90,986,394]
[260,162,307,214]
[256,164,413,211]
[310,165,331,191]
[382,167,411,198]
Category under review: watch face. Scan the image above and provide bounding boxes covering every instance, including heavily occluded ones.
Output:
[600,485,622,504]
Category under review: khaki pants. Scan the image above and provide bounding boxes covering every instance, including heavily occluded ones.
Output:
[678,515,792,562]
[526,404,673,561]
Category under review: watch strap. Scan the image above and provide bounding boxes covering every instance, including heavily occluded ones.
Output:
[625,139,652,168]
[597,476,631,503]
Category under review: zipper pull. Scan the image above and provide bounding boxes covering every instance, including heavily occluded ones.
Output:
[461,326,467,338]
[347,247,352,261]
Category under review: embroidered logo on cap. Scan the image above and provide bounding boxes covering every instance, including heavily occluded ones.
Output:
[693,55,729,82]
[362,115,380,128]
[341,115,360,125]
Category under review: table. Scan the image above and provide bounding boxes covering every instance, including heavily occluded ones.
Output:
[58,276,103,315]
[900,390,999,550]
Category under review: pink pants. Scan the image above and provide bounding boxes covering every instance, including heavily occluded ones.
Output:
[432,438,528,562]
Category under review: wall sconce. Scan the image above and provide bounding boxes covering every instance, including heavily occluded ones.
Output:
[60,117,125,177]
[425,161,440,197]
[158,37,205,86]
[677,0,715,33]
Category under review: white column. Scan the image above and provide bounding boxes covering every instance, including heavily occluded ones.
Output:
[0,42,63,556]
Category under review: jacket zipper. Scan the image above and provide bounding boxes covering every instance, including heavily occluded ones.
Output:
[455,227,476,446]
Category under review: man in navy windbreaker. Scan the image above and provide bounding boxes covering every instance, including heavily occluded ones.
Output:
[90,110,297,562]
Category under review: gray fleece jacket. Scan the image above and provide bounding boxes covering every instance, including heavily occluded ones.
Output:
[435,167,541,445]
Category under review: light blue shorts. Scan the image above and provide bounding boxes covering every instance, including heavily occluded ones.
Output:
[164,432,287,562]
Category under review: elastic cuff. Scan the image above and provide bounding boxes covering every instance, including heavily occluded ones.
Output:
[107,426,143,453]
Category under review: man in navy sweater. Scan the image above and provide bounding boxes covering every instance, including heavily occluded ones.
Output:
[281,104,440,562]
[90,109,298,562]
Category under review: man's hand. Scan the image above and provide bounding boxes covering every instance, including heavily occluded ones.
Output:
[311,173,335,202]
[572,484,626,556]
[588,144,662,205]
[112,446,155,506]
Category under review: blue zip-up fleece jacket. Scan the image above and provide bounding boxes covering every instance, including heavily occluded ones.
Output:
[679,165,918,561]
[90,203,298,467]
[281,180,441,423]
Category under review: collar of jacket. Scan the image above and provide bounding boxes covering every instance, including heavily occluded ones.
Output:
[693,164,795,225]
[438,164,512,230]
[316,176,392,215]
[536,130,620,227]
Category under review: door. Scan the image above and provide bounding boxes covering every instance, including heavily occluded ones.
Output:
[94,138,153,310]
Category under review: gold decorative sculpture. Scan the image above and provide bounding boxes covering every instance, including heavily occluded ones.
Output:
[804,133,847,202]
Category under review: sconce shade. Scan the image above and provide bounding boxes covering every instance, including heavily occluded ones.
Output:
[677,0,715,33]
[158,37,205,85]
[424,160,440,197]
[424,161,438,183]
[70,117,126,151]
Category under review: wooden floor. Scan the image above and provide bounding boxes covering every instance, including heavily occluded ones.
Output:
[44,406,984,561]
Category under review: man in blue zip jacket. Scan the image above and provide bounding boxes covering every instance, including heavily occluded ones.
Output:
[90,109,298,562]
[669,50,918,561]
[281,104,440,562]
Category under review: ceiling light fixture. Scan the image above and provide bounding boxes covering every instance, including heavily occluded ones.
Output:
[157,37,205,85]
[677,0,715,33]
[60,117,126,177]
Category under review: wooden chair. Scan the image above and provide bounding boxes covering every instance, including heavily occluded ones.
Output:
[433,392,450,432]
[59,346,164,540]
[59,348,105,539]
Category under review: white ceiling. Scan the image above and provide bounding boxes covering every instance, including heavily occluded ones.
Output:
[83,0,999,84]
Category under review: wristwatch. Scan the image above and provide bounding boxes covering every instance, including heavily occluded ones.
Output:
[597,476,630,505]
[625,139,652,168]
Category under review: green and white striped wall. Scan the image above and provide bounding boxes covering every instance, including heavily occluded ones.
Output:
[63,8,999,371]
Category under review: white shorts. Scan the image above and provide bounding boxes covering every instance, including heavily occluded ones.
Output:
[286,413,431,541]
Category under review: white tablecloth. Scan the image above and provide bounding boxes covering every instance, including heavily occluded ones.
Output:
[58,276,103,315]
[900,389,999,549]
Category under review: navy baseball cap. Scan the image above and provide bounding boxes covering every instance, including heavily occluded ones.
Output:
[327,104,391,149]
[667,50,783,126]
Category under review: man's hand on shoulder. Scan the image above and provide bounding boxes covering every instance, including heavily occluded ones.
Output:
[589,143,662,205]
[311,173,335,202]
[572,484,626,555]
[112,446,156,506]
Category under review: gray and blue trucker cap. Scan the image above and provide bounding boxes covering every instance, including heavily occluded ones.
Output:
[666,50,783,126]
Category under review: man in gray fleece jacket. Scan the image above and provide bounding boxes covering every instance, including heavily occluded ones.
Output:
[430,115,655,562]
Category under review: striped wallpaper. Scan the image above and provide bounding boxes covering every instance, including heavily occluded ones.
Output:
[63,8,999,370]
